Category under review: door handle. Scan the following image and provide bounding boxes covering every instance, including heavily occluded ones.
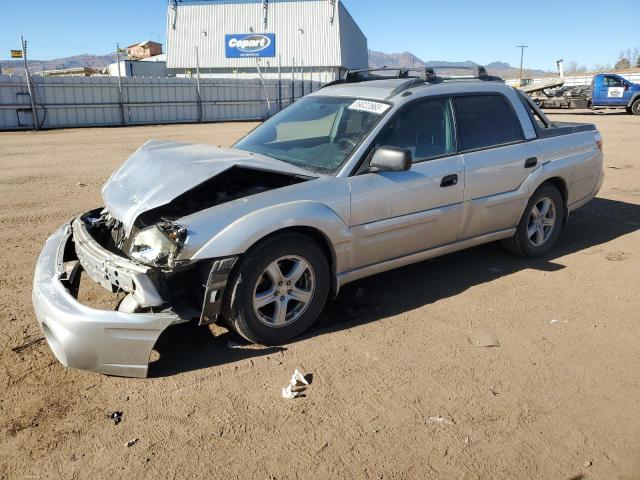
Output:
[524,157,538,168]
[440,174,458,187]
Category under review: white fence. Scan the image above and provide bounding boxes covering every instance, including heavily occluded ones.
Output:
[0,75,322,130]
[505,73,640,87]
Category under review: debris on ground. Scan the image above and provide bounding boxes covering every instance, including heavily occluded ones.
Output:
[549,319,569,325]
[282,368,311,399]
[109,411,123,425]
[468,333,500,348]
[584,460,592,467]
[606,251,630,262]
[126,438,139,448]
[76,182,87,187]
[290,368,309,387]
[226,340,244,349]
[282,384,300,399]
[426,416,455,426]
[11,336,45,353]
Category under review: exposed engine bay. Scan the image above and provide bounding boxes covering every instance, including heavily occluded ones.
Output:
[76,166,310,319]
[86,166,309,264]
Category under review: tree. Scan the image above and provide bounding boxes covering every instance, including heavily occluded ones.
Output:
[565,60,578,74]
[615,57,631,70]
[636,56,640,68]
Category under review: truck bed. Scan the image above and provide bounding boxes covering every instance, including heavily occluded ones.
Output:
[538,121,596,139]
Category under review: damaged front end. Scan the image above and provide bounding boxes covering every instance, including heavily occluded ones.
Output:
[79,209,229,323]
[31,220,186,378]
[32,141,315,377]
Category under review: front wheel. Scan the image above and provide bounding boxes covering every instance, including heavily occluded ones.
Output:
[223,233,330,345]
[630,99,640,116]
[501,184,565,258]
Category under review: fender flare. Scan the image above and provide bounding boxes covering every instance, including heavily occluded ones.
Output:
[512,162,570,225]
[627,92,640,108]
[190,201,352,272]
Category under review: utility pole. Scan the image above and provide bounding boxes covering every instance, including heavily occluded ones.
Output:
[21,35,39,130]
[516,44,528,82]
[115,43,125,126]
[195,45,202,122]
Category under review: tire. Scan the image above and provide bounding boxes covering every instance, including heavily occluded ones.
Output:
[630,99,640,116]
[223,233,330,345]
[501,184,565,258]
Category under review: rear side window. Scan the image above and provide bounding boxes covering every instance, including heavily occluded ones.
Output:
[453,95,523,151]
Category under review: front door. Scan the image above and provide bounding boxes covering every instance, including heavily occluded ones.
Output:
[599,75,627,106]
[348,98,465,270]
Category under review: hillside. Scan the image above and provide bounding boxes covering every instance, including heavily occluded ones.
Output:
[1,53,117,74]
[368,50,550,78]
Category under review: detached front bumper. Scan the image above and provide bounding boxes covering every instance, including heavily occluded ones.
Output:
[32,223,184,378]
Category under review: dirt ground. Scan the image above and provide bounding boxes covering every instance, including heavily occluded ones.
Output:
[1,111,639,480]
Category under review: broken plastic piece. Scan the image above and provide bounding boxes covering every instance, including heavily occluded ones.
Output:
[282,384,300,399]
[427,416,455,426]
[126,438,139,447]
[290,368,309,387]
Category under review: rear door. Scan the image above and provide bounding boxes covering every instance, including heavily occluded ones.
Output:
[454,93,540,239]
[349,98,464,269]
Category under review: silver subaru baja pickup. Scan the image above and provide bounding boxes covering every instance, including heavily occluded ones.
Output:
[32,66,604,377]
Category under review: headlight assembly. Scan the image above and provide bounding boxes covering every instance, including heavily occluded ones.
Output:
[129,221,188,268]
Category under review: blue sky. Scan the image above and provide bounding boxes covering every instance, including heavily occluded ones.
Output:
[1,0,638,70]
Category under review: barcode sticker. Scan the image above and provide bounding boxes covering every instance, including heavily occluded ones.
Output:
[348,100,390,115]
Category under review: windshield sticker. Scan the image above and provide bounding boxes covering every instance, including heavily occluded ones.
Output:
[348,100,390,115]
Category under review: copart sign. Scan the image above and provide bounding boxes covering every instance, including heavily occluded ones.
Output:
[225,33,276,58]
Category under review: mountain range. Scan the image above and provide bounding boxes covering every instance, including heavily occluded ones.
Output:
[0,53,118,74]
[368,50,548,78]
[1,50,549,79]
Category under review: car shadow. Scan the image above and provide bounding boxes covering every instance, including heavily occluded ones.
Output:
[149,325,286,378]
[150,197,639,377]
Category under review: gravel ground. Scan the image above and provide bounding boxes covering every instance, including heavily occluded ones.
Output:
[1,112,639,479]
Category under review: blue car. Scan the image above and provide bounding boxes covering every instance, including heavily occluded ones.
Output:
[590,73,640,115]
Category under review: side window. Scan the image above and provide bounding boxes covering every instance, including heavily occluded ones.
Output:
[453,95,523,151]
[375,98,455,162]
[603,76,625,87]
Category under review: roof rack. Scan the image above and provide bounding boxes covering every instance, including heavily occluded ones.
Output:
[320,65,503,91]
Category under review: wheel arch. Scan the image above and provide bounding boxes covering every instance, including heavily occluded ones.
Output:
[243,225,338,296]
[188,201,350,294]
[626,92,640,108]
[537,176,569,225]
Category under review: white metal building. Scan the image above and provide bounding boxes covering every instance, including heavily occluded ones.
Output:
[166,0,368,82]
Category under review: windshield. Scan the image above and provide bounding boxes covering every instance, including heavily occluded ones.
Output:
[234,96,390,175]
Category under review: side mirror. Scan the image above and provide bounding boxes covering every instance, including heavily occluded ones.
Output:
[370,146,412,172]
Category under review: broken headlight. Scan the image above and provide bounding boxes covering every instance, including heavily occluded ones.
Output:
[129,222,188,268]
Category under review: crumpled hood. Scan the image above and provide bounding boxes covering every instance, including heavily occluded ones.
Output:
[102,140,312,234]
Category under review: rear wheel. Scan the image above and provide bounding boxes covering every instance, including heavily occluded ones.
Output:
[223,233,330,345]
[630,99,640,116]
[501,184,565,258]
